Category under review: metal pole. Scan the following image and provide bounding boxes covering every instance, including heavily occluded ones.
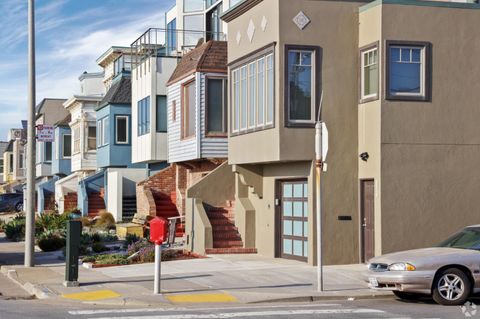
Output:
[315,122,323,292]
[25,0,36,268]
[154,244,162,294]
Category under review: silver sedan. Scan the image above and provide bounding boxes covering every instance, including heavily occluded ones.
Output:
[365,225,480,305]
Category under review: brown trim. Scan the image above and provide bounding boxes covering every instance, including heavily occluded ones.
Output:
[228,42,276,68]
[205,75,228,138]
[384,40,432,102]
[284,45,322,128]
[181,78,196,140]
[359,178,375,263]
[359,41,380,104]
[220,0,263,22]
[229,44,276,137]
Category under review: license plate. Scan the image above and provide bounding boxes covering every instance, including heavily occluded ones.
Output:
[369,277,379,288]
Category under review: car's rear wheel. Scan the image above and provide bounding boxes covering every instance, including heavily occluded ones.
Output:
[15,202,23,212]
[393,291,420,301]
[432,268,471,305]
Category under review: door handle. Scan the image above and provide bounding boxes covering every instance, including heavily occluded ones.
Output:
[362,224,367,227]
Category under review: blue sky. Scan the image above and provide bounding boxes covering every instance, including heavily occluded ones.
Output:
[0,0,175,140]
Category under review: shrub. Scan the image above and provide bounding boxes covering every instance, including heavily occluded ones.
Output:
[91,232,102,243]
[0,219,5,232]
[94,211,115,230]
[91,242,109,253]
[94,254,129,265]
[4,214,26,241]
[37,232,65,252]
[77,216,91,227]
[137,245,155,263]
[123,233,140,248]
[127,238,153,256]
[82,256,96,263]
[36,212,69,237]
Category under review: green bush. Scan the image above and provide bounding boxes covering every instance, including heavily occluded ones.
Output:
[91,242,109,253]
[81,256,96,263]
[123,233,140,248]
[35,212,69,237]
[37,232,65,252]
[4,214,26,241]
[94,254,129,265]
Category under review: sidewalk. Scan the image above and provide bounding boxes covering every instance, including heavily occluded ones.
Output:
[0,234,391,306]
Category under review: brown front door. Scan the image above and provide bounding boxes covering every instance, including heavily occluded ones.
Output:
[278,179,308,262]
[361,179,375,263]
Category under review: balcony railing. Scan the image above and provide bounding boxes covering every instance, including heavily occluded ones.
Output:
[130,28,226,69]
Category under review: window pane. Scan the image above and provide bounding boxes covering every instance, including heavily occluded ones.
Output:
[88,126,96,150]
[412,48,421,62]
[166,19,177,53]
[103,118,109,145]
[45,142,52,161]
[391,47,400,62]
[363,49,378,97]
[293,202,303,217]
[390,47,422,95]
[283,201,292,217]
[233,71,240,131]
[145,97,150,134]
[248,63,256,127]
[207,79,225,133]
[184,81,196,137]
[293,183,303,198]
[283,239,292,254]
[257,58,265,125]
[283,183,292,197]
[116,117,128,143]
[63,135,71,157]
[293,240,303,256]
[156,95,167,133]
[184,15,204,46]
[266,55,274,123]
[184,0,203,12]
[240,66,247,130]
[97,120,102,146]
[284,220,292,236]
[288,50,312,121]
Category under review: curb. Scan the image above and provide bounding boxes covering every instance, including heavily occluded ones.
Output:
[249,293,394,304]
[0,267,54,300]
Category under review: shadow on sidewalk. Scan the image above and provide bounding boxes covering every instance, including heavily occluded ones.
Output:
[79,274,214,286]
[161,282,314,294]
[0,236,64,266]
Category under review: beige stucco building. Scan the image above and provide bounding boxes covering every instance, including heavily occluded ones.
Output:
[181,0,480,265]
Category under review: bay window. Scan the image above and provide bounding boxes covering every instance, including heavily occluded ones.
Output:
[231,47,274,134]
[286,46,317,126]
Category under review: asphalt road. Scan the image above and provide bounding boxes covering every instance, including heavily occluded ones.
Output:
[0,297,478,319]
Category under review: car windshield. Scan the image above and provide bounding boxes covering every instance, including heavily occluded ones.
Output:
[438,227,480,250]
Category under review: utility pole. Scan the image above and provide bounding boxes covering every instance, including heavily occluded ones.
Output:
[25,0,36,267]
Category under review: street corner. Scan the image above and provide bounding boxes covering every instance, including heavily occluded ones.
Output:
[61,289,121,302]
[165,292,238,304]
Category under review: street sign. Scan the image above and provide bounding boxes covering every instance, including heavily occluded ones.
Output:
[37,124,54,142]
[321,122,328,161]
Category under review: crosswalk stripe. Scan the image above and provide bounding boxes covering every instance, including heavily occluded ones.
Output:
[87,309,384,319]
[68,303,341,315]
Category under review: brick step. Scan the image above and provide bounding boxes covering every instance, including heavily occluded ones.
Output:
[156,205,177,211]
[213,232,242,240]
[211,225,238,232]
[213,241,244,248]
[209,219,235,226]
[205,248,257,254]
[207,212,235,220]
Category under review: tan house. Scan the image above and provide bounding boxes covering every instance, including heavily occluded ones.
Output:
[179,0,480,265]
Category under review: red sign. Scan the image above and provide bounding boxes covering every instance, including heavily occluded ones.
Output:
[149,217,168,245]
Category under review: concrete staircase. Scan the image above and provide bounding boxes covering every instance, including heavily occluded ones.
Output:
[88,190,105,217]
[122,196,137,222]
[205,201,257,254]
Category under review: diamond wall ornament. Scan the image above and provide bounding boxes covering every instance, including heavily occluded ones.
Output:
[293,11,310,30]
[236,31,242,44]
[247,19,255,43]
[261,16,268,32]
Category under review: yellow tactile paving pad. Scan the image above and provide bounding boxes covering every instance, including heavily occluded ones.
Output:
[62,289,121,301]
[166,292,238,303]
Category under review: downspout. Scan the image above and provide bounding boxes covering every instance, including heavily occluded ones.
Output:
[196,73,201,159]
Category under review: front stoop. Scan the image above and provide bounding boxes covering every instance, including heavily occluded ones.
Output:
[205,201,257,254]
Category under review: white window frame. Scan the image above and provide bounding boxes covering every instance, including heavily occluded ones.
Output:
[361,46,379,100]
[287,49,315,125]
[62,134,72,159]
[73,125,80,155]
[231,52,274,134]
[115,115,129,144]
[388,45,426,98]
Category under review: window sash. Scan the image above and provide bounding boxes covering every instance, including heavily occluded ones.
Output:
[62,134,72,158]
[231,52,274,134]
[206,78,227,135]
[156,95,167,133]
[115,116,129,144]
[182,80,196,138]
[45,142,52,162]
[388,45,425,97]
[73,126,80,154]
[361,47,379,100]
[87,126,96,151]
[287,49,315,124]
[138,97,151,136]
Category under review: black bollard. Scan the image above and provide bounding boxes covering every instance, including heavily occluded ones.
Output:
[64,220,82,287]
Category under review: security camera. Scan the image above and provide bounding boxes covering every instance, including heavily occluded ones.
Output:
[360,152,369,162]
